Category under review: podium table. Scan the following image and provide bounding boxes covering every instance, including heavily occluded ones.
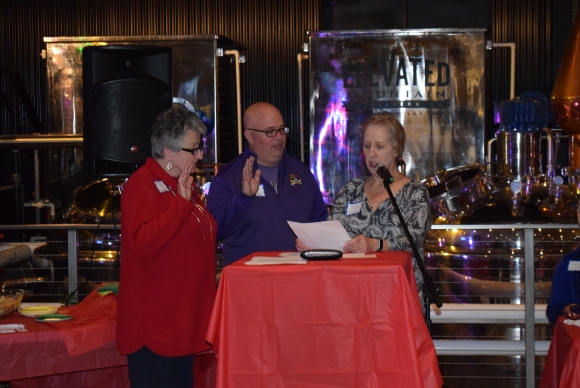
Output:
[207,251,443,388]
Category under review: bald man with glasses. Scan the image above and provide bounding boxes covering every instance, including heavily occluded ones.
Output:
[206,102,328,266]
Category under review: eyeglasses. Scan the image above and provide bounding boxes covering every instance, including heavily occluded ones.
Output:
[247,126,289,137]
[182,140,204,156]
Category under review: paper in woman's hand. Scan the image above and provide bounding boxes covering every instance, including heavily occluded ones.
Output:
[287,220,351,251]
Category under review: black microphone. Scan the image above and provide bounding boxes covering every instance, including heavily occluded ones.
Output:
[375,161,443,325]
[375,164,394,184]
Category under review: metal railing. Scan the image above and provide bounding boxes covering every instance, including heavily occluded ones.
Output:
[428,223,577,387]
[0,224,118,302]
[0,222,575,387]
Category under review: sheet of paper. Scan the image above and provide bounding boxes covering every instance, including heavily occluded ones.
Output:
[245,255,306,265]
[287,220,351,251]
[343,253,376,259]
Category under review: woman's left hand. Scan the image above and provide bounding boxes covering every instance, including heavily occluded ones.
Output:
[342,235,375,253]
[177,160,194,201]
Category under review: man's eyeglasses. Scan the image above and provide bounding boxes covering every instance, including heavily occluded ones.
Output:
[247,126,289,137]
[182,140,204,156]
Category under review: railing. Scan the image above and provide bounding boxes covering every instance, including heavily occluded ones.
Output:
[0,222,574,388]
[431,303,550,356]
[0,224,118,303]
[427,223,577,388]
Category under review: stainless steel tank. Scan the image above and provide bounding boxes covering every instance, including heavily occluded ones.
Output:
[305,28,487,205]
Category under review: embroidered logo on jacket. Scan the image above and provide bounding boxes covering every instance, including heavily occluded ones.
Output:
[289,174,302,186]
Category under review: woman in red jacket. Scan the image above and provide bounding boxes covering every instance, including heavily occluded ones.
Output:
[117,106,217,387]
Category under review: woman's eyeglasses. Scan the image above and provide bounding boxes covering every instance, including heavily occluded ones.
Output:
[182,140,204,156]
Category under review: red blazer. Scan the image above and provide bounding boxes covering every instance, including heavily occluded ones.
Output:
[117,158,217,357]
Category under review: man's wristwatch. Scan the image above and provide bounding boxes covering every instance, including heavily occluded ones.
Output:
[376,238,383,252]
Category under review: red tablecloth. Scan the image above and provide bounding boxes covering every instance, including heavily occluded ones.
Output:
[206,251,443,388]
[540,317,580,388]
[0,288,216,388]
[0,289,128,387]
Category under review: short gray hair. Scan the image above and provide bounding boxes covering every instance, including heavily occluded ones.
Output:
[151,107,206,159]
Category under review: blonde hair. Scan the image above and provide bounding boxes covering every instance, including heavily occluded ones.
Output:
[359,112,406,155]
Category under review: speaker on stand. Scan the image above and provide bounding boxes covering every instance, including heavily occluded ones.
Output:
[83,45,172,177]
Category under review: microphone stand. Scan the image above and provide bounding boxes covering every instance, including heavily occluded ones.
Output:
[380,176,442,331]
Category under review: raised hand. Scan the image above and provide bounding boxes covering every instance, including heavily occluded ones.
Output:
[241,156,261,196]
[177,159,194,201]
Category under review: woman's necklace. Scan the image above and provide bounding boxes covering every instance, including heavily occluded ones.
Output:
[167,185,214,244]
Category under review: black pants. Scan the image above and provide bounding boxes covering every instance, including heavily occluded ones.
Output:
[127,346,194,388]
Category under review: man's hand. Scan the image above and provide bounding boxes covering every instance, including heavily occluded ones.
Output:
[241,156,261,196]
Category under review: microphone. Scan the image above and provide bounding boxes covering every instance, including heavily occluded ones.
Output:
[375,164,394,184]
[374,162,443,322]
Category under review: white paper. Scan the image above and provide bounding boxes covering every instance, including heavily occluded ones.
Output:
[343,253,376,259]
[245,255,306,265]
[0,324,26,333]
[287,220,351,251]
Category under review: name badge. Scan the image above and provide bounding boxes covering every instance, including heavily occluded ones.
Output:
[154,180,169,193]
[256,184,265,197]
[346,201,362,215]
[568,261,580,271]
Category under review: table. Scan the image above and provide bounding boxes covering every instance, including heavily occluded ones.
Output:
[0,289,127,388]
[206,251,443,388]
[0,289,216,388]
[540,317,580,388]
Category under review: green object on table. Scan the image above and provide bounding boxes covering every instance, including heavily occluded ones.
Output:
[35,313,73,322]
[97,283,119,296]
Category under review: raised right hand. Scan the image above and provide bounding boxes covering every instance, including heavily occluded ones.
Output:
[177,159,194,202]
[241,156,261,196]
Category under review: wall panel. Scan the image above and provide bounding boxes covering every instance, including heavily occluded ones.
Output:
[491,0,552,102]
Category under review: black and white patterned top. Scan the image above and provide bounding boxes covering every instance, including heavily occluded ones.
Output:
[328,177,432,303]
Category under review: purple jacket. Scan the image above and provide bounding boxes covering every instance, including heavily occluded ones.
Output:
[207,146,328,266]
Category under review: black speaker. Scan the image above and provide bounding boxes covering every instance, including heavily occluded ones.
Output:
[83,45,172,177]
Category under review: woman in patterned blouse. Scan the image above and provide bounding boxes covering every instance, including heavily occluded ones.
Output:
[297,112,431,302]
